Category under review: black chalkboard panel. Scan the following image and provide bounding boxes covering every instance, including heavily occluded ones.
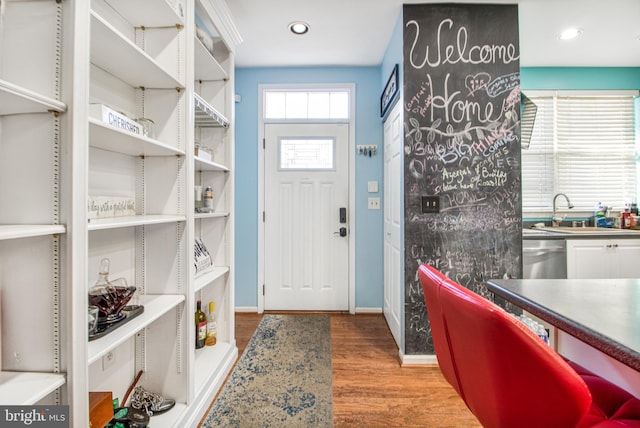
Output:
[403,4,522,354]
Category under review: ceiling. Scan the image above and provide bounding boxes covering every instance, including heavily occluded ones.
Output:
[225,0,640,68]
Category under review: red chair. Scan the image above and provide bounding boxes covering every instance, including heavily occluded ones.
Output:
[417,265,461,397]
[418,264,640,428]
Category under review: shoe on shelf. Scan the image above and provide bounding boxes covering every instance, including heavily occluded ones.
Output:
[129,385,176,416]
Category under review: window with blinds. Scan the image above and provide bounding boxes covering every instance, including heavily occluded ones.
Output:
[522,93,637,212]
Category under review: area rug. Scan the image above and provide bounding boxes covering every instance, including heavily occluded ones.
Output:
[202,314,333,427]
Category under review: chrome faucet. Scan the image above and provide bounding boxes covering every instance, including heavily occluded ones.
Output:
[552,193,574,227]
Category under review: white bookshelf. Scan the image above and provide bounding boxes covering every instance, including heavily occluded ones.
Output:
[195,266,230,292]
[88,294,185,365]
[88,215,186,231]
[0,225,66,241]
[89,119,186,157]
[89,11,184,89]
[0,372,66,405]
[0,1,240,425]
[0,79,66,115]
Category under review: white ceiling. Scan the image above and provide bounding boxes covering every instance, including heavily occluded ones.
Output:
[225,0,640,68]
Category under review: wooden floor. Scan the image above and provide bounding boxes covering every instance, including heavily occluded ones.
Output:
[229,312,480,427]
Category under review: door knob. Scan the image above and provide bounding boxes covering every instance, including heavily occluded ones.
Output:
[334,227,347,237]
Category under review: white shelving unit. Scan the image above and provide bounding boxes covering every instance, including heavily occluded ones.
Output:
[0,79,67,115]
[0,372,66,405]
[195,92,229,127]
[0,225,67,241]
[87,215,187,231]
[185,0,240,424]
[195,266,231,292]
[89,118,186,157]
[85,1,190,426]
[0,0,240,426]
[88,295,186,365]
[89,11,183,88]
[0,0,69,411]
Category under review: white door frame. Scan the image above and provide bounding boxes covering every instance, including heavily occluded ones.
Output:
[257,83,356,314]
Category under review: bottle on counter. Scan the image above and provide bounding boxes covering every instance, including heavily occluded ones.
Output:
[622,204,631,229]
[195,300,206,349]
[594,202,607,228]
[205,301,217,346]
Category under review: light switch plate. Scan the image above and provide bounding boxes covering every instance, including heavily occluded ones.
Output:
[368,197,381,210]
[421,196,440,213]
[367,181,379,193]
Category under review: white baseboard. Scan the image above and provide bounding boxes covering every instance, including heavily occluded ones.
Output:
[400,351,438,366]
[354,307,383,314]
[234,307,383,314]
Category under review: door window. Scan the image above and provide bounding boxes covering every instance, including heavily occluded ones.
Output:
[264,90,349,120]
[279,137,335,170]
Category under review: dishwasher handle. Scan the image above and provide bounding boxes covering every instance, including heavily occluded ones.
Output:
[523,247,565,256]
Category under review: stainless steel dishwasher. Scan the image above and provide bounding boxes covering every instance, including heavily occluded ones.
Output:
[523,235,567,279]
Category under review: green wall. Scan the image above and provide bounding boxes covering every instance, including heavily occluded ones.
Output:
[521,67,640,90]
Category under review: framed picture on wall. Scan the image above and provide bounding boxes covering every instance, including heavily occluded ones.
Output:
[380,64,399,119]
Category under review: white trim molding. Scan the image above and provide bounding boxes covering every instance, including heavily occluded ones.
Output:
[400,352,439,366]
[257,83,357,314]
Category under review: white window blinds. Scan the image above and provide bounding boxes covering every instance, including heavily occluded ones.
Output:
[522,94,637,212]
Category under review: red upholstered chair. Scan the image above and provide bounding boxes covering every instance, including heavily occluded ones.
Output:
[417,265,461,396]
[418,264,640,428]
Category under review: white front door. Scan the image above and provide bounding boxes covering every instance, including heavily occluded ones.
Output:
[264,123,349,310]
[384,101,403,347]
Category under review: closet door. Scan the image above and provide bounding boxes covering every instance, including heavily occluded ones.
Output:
[383,100,403,348]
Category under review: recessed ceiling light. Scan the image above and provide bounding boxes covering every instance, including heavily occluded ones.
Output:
[289,21,310,35]
[558,27,583,40]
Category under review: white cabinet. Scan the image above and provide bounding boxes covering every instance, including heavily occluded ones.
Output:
[0,0,239,425]
[566,239,640,279]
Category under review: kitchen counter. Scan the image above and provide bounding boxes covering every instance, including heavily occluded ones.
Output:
[486,278,640,371]
[523,227,640,240]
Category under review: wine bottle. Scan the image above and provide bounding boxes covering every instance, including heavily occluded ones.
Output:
[205,301,217,346]
[195,300,206,349]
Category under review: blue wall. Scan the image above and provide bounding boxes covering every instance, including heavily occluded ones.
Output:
[381,13,404,115]
[234,67,383,309]
[233,26,640,311]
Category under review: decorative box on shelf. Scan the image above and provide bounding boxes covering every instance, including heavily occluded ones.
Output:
[195,145,212,161]
[88,196,136,219]
[89,391,113,428]
[89,104,142,136]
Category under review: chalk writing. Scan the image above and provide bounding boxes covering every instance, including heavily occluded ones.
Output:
[465,72,492,97]
[406,18,520,70]
[487,72,520,98]
[402,4,521,355]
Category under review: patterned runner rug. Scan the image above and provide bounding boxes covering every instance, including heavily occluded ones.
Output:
[201,314,333,427]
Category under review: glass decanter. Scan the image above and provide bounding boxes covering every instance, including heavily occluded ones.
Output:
[88,258,136,324]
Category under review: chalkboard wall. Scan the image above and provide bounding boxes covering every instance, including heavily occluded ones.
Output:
[402,4,522,354]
